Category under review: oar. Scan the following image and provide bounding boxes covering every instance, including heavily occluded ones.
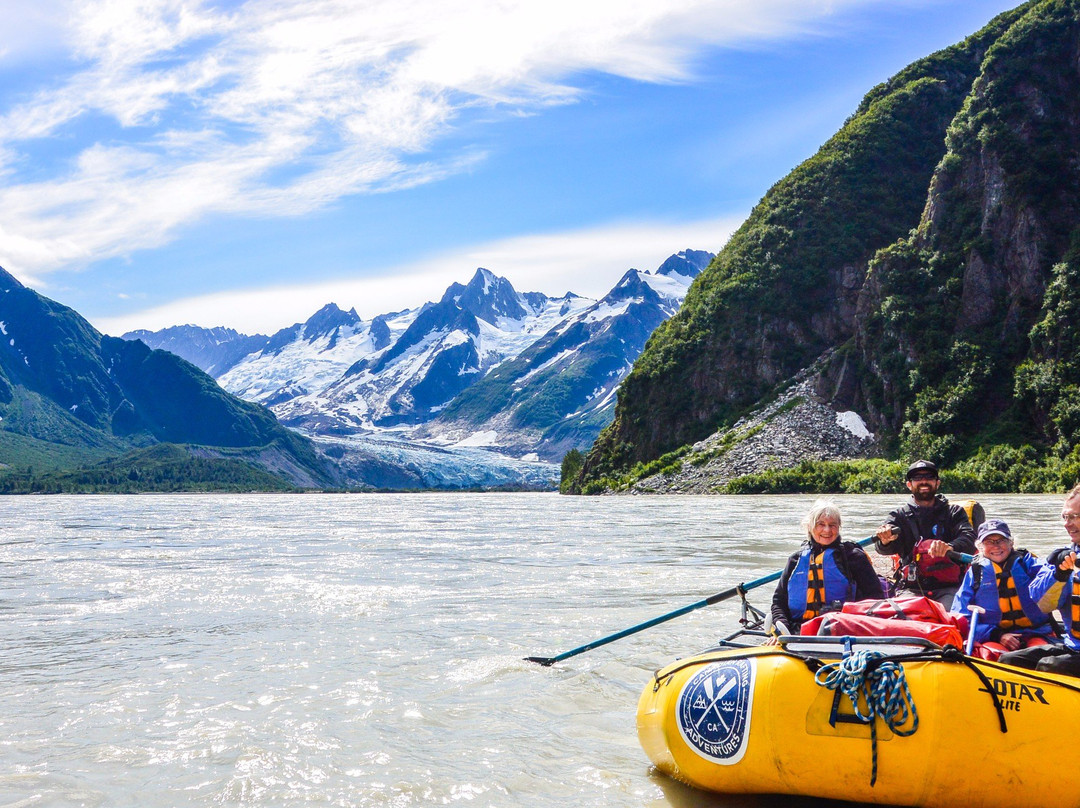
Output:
[524,535,876,667]
[966,606,985,655]
[946,549,981,654]
[946,550,977,565]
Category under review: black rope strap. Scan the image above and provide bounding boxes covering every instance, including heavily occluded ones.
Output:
[869,646,1008,733]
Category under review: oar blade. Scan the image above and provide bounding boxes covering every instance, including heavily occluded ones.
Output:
[524,656,557,667]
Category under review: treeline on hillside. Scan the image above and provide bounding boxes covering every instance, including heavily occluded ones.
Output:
[561,446,1080,495]
[721,447,1080,494]
[0,445,300,494]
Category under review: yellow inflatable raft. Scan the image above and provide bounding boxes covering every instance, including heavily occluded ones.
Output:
[638,636,1080,808]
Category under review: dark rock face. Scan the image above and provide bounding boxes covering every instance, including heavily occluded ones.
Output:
[854,0,1080,459]
[369,316,393,350]
[582,2,1080,485]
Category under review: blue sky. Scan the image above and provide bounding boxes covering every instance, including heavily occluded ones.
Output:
[0,0,1021,335]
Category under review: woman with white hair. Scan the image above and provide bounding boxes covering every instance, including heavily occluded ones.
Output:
[769,499,885,638]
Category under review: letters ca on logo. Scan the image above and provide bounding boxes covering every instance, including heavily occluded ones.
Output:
[676,659,755,765]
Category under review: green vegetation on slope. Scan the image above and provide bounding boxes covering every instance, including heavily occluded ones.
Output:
[860,0,1080,466]
[720,444,1080,495]
[581,8,1027,485]
[0,444,301,494]
[575,3,1080,495]
[0,266,337,491]
[0,430,120,476]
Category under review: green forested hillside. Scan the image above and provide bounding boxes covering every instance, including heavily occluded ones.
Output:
[860,0,1080,464]
[0,444,300,493]
[579,1,1080,493]
[0,267,338,491]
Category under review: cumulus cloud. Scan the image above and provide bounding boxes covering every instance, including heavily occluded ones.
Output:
[0,0,879,277]
[92,213,743,335]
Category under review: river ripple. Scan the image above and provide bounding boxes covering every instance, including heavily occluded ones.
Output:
[0,492,1065,807]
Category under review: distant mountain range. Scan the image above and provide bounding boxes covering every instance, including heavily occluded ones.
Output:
[0,262,577,491]
[122,325,269,377]
[124,249,713,462]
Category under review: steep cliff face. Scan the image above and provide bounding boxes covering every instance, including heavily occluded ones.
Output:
[856,0,1080,462]
[582,4,1031,482]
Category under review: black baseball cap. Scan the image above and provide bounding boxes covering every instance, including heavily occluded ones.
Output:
[905,460,939,480]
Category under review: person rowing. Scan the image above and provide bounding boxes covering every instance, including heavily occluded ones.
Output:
[768,499,884,639]
[874,460,976,609]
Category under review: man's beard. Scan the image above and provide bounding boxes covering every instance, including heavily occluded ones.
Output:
[912,484,936,504]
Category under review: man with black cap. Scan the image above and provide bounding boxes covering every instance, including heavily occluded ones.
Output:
[874,459,977,608]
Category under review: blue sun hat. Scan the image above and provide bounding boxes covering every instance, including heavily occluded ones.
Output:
[976,518,1012,544]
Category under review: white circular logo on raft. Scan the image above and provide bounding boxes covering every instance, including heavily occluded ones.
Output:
[676,658,755,765]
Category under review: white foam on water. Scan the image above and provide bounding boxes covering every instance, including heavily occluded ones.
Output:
[0,492,1064,806]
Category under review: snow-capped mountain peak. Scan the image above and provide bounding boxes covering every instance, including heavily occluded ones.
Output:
[302,302,362,340]
[656,248,712,279]
[604,268,666,305]
[126,249,714,459]
[420,250,713,459]
[440,267,544,327]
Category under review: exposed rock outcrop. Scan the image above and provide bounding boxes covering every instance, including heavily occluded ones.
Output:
[581,2,1080,492]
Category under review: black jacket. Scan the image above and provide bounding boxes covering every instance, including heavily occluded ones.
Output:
[873,494,976,587]
[770,539,885,634]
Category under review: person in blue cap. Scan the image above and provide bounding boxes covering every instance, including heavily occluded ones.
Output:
[874,459,977,609]
[999,484,1080,676]
[950,518,1053,658]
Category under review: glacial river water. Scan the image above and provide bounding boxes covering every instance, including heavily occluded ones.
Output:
[0,492,1067,807]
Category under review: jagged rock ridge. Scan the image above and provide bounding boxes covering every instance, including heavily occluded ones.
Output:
[126,250,714,462]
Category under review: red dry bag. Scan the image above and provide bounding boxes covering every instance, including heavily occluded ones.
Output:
[800,612,965,648]
[839,595,969,634]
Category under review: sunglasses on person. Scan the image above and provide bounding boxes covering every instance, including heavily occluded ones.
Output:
[908,472,938,481]
[980,536,1011,547]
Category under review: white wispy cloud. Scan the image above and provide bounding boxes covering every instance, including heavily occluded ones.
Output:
[0,0,884,279]
[92,213,743,335]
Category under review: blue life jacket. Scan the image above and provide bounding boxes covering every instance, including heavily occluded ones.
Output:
[952,552,1050,644]
[1029,555,1080,651]
[786,545,855,622]
[1057,572,1080,651]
